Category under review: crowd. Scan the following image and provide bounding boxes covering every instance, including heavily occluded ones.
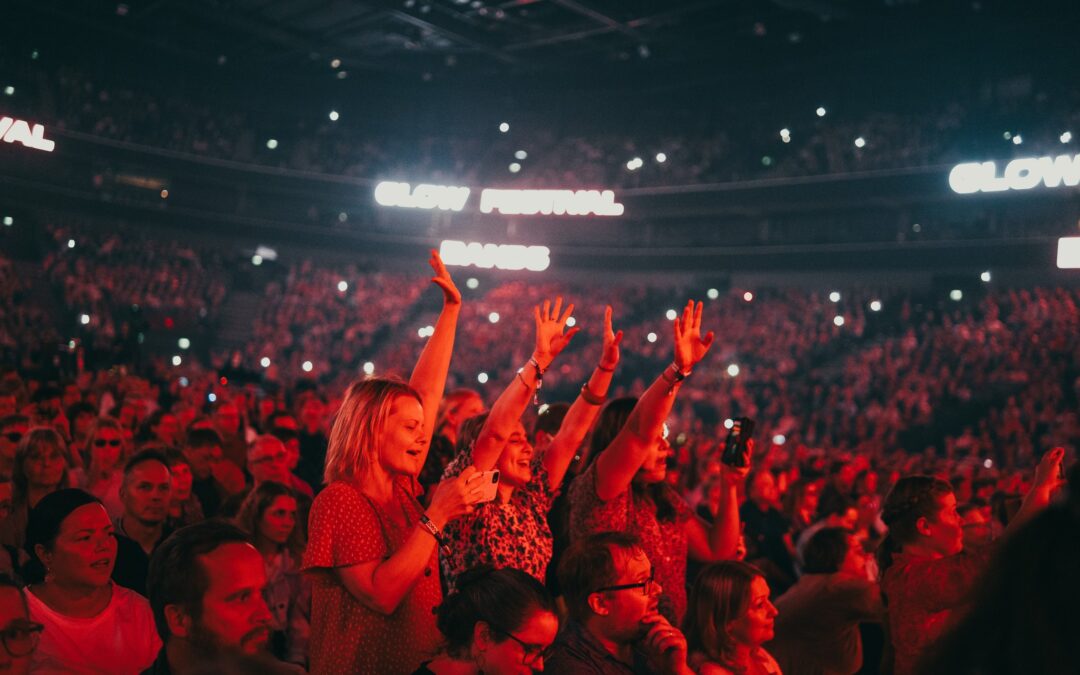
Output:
[0,248,1076,675]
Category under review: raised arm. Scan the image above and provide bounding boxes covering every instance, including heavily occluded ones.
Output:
[472,297,579,471]
[543,305,622,490]
[1005,446,1065,535]
[595,300,714,501]
[686,444,751,562]
[409,250,462,449]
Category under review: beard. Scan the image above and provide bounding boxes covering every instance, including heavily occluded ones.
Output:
[187,619,270,660]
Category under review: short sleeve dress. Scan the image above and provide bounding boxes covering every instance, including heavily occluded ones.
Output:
[568,461,693,622]
[302,477,442,675]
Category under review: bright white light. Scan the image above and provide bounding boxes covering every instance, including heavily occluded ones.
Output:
[854,137,866,148]
[499,122,510,133]
[727,364,740,377]
[79,314,90,325]
[179,377,189,387]
[743,291,753,302]
[67,239,75,249]
[363,361,375,375]
[478,188,624,217]
[251,255,263,266]
[707,288,719,300]
[425,325,435,336]
[565,316,576,327]
[208,393,217,403]
[417,327,427,338]
[514,150,528,160]
[328,110,339,121]
[178,338,191,350]
[336,280,349,293]
[1062,132,1073,144]
[816,107,826,117]
[488,312,500,324]
[330,58,341,68]
[665,309,677,320]
[950,289,963,301]
[949,154,1080,194]
[302,360,313,372]
[1012,134,1022,145]
[724,418,734,430]
[983,458,993,469]
[375,182,471,211]
[466,277,479,289]
[655,152,667,163]
[3,86,13,96]
[1057,237,1080,268]
[626,157,643,171]
[68,340,76,350]
[171,355,182,366]
[1004,132,1012,140]
[780,128,791,143]
[2,217,11,226]
[440,240,551,271]
[869,300,882,312]
[509,162,521,173]
[260,357,271,368]
[266,138,278,149]
[477,372,489,384]
[833,315,845,327]
[647,332,658,343]
[980,271,991,282]
[772,434,786,445]
[829,291,841,302]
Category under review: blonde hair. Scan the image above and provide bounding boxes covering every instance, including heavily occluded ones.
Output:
[683,561,764,671]
[323,377,422,485]
[84,417,127,473]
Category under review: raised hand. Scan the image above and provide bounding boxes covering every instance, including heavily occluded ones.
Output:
[533,296,580,368]
[672,300,714,372]
[600,305,623,369]
[1033,446,1066,493]
[426,465,486,528]
[428,249,461,306]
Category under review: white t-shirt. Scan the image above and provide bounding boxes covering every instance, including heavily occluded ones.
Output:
[26,583,162,674]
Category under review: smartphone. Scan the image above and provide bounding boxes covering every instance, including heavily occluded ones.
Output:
[476,470,501,502]
[721,418,755,468]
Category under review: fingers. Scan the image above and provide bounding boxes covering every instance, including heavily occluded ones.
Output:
[701,330,715,349]
[564,326,581,342]
[542,299,551,320]
[552,296,563,321]
[604,305,613,332]
[612,330,624,347]
[559,302,575,326]
[534,305,542,330]
[693,300,703,329]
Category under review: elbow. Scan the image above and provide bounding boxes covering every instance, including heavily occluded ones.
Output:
[366,594,401,616]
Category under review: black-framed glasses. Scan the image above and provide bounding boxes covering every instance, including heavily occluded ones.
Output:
[2,433,21,444]
[93,439,122,448]
[0,622,43,657]
[594,573,657,597]
[492,626,554,666]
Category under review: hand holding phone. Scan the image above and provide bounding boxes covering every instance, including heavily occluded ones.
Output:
[474,470,501,502]
[721,417,755,468]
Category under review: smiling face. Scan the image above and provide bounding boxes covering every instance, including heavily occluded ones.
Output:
[378,395,428,477]
[36,503,117,589]
[495,422,534,489]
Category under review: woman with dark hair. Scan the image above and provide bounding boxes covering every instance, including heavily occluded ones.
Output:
[1,428,71,550]
[568,301,743,623]
[415,565,558,675]
[163,448,204,528]
[23,488,159,673]
[683,560,780,675]
[0,572,40,675]
[236,481,310,667]
[877,448,1064,675]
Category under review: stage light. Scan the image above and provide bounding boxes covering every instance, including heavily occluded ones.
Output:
[566,316,576,327]
[208,393,217,403]
[172,355,182,366]
[1003,132,1012,140]
[160,189,169,199]
[499,122,510,133]
[302,361,313,372]
[338,212,348,222]
[477,372,489,384]
[466,277,479,289]
[854,137,866,148]
[260,357,271,368]
[647,332,657,343]
[870,300,882,312]
[833,315,845,327]
[330,58,341,68]
[912,223,921,232]
[329,110,339,121]
[67,239,75,249]
[31,50,39,60]
[3,86,13,96]
[665,309,677,320]
[488,312,500,324]
[251,255,263,266]
[509,162,521,173]
[514,150,527,160]
[761,156,773,166]
[179,377,189,387]
[2,217,11,226]
[178,338,191,350]
[780,128,791,143]
[1057,237,1080,268]
[337,280,348,292]
[363,361,375,375]
[79,314,90,325]
[707,288,719,300]
[773,434,786,445]
[626,157,643,171]
[743,291,753,302]
[983,459,993,469]
[829,291,841,302]
[724,418,734,429]
[655,152,667,163]
[1062,132,1073,144]
[980,271,991,282]
[816,107,826,117]
[950,289,963,301]
[727,364,740,377]
[1012,135,1022,145]
[266,139,278,149]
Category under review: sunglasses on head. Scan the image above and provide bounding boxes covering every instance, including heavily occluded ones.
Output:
[93,439,122,447]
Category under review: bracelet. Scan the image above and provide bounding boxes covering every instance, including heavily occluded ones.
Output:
[418,513,451,556]
[529,357,544,406]
[661,363,690,394]
[580,382,606,406]
[596,363,616,373]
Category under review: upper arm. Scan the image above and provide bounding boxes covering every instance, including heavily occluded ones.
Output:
[685,515,716,562]
[593,430,649,502]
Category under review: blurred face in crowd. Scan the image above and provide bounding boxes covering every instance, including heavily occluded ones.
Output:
[839,534,868,577]
[188,543,272,655]
[299,399,323,434]
[833,507,860,531]
[184,444,218,480]
[24,443,66,491]
[71,410,96,439]
[257,399,277,424]
[0,585,36,674]
[801,482,821,514]
[748,471,779,510]
[121,460,172,526]
[961,507,993,549]
[247,438,292,486]
[860,471,879,496]
[594,546,661,642]
[378,396,428,477]
[0,421,28,462]
[169,461,194,502]
[153,414,180,446]
[727,576,778,647]
[449,394,485,438]
[61,384,81,410]
[478,608,559,675]
[636,431,672,485]
[496,422,534,489]
[36,503,117,589]
[920,491,964,557]
[256,495,297,547]
[90,427,124,472]
[0,397,16,418]
[214,403,241,436]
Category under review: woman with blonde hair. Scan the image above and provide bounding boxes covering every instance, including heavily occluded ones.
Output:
[684,561,781,675]
[0,428,71,550]
[302,252,487,675]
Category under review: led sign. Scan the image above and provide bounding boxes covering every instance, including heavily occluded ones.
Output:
[374,181,470,211]
[439,240,551,271]
[1058,237,1080,269]
[949,154,1080,194]
[0,117,55,152]
[374,181,624,216]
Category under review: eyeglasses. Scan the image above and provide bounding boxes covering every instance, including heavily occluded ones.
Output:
[594,573,658,597]
[2,433,22,444]
[0,622,43,657]
[492,626,554,666]
[93,439,122,448]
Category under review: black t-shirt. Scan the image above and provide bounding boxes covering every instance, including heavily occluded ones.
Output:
[191,477,222,518]
[113,525,173,596]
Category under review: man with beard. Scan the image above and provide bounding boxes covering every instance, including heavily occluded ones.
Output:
[114,450,174,595]
[144,521,274,674]
[548,531,695,674]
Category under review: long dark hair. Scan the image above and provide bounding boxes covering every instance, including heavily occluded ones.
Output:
[877,475,954,575]
[683,561,766,672]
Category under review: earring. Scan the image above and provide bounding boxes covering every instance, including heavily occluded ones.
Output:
[44,566,54,584]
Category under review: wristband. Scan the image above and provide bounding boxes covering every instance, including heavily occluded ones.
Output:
[529,357,544,405]
[580,382,606,406]
[596,363,616,373]
[418,513,451,556]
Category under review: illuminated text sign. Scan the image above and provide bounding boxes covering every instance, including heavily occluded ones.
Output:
[374,181,624,216]
[439,240,551,271]
[0,117,55,152]
[949,154,1080,194]
[1059,237,1080,269]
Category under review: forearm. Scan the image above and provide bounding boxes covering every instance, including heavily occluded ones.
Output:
[1005,484,1054,536]
[410,303,461,440]
[545,363,615,487]
[709,483,741,560]
[626,365,682,441]
[472,351,548,470]
[345,524,439,615]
